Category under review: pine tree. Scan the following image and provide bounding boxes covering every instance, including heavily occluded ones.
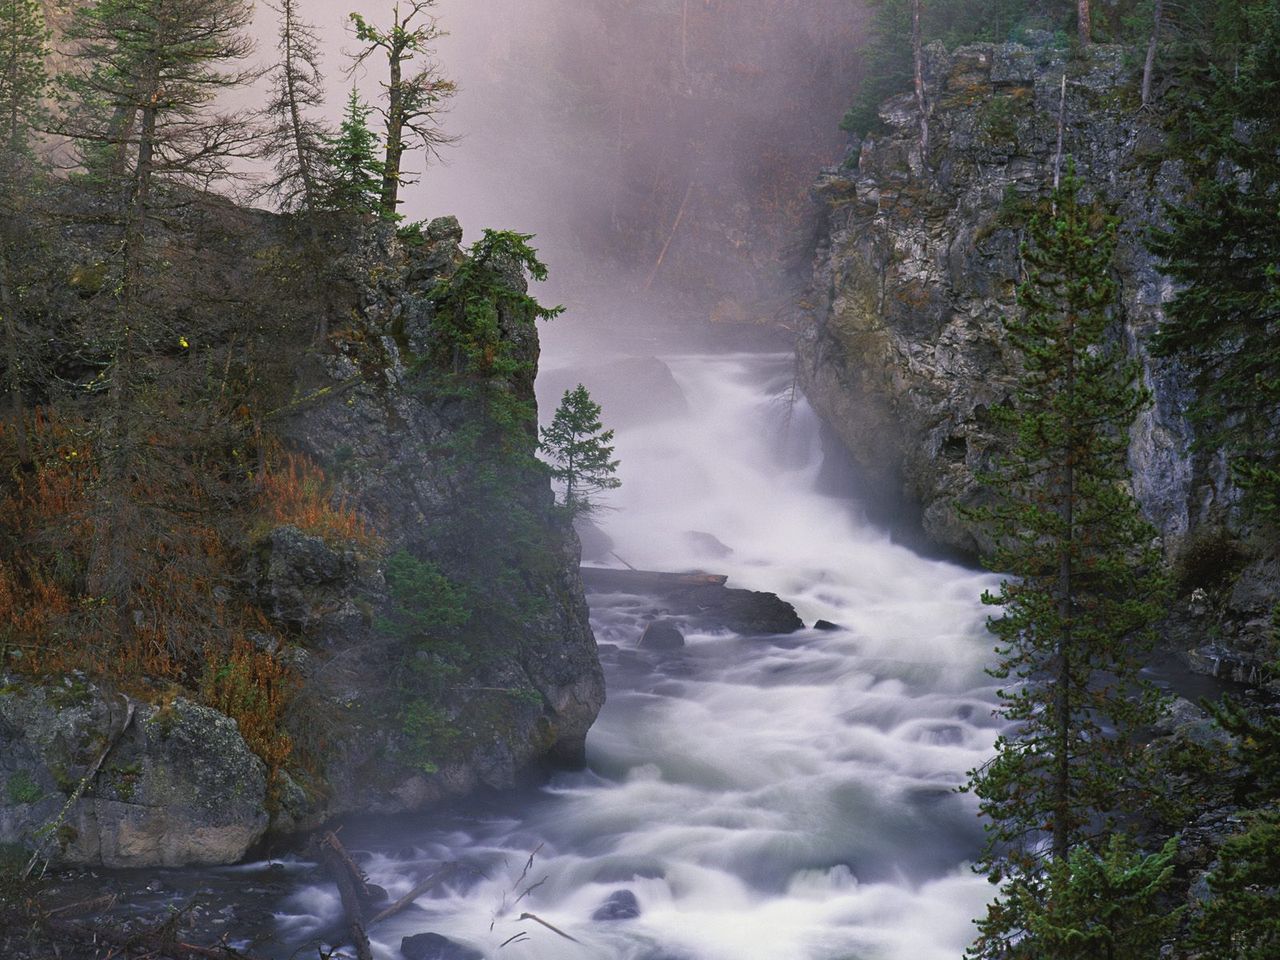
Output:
[323,88,385,216]
[259,0,331,211]
[540,384,621,517]
[1191,811,1280,959]
[1150,4,1280,522]
[965,165,1170,958]
[0,0,46,158]
[347,0,456,215]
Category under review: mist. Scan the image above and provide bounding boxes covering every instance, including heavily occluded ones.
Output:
[256,0,870,324]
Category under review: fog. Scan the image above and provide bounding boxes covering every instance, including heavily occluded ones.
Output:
[258,0,870,323]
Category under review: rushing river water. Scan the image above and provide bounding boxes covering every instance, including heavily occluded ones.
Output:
[251,346,1007,960]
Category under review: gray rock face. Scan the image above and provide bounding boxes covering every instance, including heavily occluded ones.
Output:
[0,680,267,867]
[0,217,606,867]
[799,42,1232,558]
[267,218,604,824]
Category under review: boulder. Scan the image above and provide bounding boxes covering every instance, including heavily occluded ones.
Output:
[401,933,484,960]
[639,620,685,650]
[0,679,268,867]
[813,620,843,632]
[592,888,641,921]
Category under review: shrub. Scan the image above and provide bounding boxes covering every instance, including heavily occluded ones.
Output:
[199,638,297,799]
[1174,526,1249,594]
[257,451,378,548]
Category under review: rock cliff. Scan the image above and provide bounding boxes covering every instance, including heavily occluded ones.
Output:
[798,39,1276,672]
[0,210,604,867]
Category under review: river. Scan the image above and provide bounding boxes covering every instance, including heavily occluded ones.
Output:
[253,340,1006,960]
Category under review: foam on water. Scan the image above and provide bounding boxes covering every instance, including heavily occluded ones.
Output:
[271,349,1003,960]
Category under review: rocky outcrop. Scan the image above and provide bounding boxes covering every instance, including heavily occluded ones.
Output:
[800,40,1222,557]
[257,218,605,825]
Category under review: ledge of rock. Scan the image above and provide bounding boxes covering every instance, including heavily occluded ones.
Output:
[580,567,804,636]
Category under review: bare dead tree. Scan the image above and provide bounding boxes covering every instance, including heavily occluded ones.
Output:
[911,0,928,163]
[259,0,331,211]
[347,0,457,215]
[1141,0,1165,108]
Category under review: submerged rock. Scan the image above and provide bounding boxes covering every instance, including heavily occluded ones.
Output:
[639,620,686,650]
[401,932,484,960]
[592,888,641,921]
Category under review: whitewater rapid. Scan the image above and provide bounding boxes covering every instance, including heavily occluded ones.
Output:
[272,348,1004,960]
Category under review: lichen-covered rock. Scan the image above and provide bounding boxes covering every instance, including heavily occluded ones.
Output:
[0,679,268,867]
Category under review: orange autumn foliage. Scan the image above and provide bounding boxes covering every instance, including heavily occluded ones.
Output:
[257,451,378,548]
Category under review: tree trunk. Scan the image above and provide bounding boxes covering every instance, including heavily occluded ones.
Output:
[381,40,405,213]
[1077,0,1092,47]
[911,0,928,163]
[317,832,374,960]
[88,69,155,629]
[1054,314,1078,865]
[282,0,317,207]
[0,253,32,471]
[1141,0,1163,108]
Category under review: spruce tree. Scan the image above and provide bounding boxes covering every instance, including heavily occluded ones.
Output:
[259,0,331,212]
[323,88,384,216]
[1150,5,1280,521]
[965,165,1170,958]
[540,384,621,517]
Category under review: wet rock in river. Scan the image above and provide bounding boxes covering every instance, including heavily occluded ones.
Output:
[401,932,484,960]
[592,888,641,921]
[639,620,686,650]
[580,567,803,636]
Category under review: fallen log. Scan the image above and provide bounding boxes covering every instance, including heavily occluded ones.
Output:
[316,831,373,960]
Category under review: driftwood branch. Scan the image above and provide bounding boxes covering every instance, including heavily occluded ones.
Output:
[644,181,693,290]
[23,700,136,880]
[368,862,459,927]
[516,912,580,944]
